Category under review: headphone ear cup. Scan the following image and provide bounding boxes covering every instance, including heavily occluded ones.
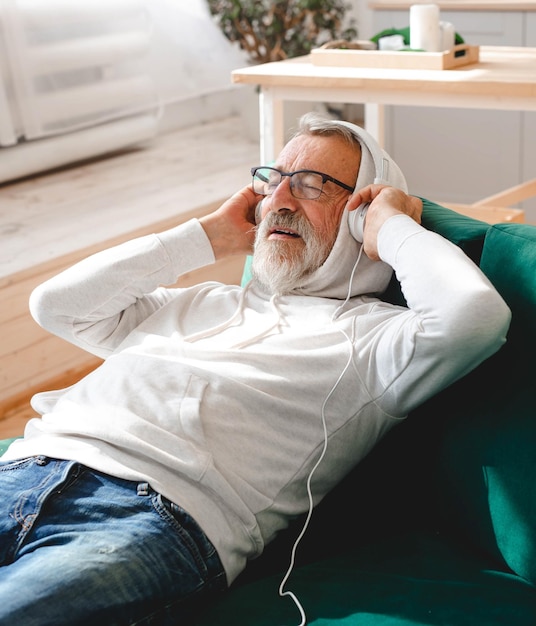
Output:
[255,201,263,225]
[348,203,369,242]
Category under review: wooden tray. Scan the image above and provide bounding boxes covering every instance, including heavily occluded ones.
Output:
[310,44,480,71]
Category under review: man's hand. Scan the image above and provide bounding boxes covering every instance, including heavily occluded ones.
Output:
[199,186,263,260]
[346,185,423,261]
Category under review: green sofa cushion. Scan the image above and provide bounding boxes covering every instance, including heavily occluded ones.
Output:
[195,531,536,626]
[481,223,536,341]
[436,383,536,585]
[0,437,18,456]
[433,222,536,587]
[419,198,489,257]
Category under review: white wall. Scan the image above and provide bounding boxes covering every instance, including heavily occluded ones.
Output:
[348,0,375,39]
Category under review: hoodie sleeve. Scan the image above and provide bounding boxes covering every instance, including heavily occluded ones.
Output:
[375,214,511,415]
[29,219,216,359]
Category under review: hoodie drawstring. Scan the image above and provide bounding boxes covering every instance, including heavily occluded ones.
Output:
[182,281,286,349]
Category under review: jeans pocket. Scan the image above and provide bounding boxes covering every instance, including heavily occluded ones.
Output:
[153,493,224,584]
[155,493,196,536]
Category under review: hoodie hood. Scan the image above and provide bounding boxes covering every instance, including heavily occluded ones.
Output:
[293,120,408,300]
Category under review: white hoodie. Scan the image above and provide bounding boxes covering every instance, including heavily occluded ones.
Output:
[3,122,511,584]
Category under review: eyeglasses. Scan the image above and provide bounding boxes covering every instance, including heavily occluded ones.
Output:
[251,166,354,200]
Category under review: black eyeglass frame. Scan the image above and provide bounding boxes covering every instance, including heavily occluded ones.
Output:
[251,166,354,200]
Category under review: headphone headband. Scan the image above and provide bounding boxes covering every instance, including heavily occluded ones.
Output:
[330,120,391,186]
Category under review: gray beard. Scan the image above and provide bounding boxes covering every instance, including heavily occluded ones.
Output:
[251,212,335,295]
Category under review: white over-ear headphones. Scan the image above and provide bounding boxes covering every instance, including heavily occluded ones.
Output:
[333,121,393,242]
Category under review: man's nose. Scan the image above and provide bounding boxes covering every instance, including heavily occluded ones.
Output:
[270,176,297,210]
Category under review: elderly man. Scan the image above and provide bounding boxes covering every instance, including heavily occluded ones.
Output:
[0,113,510,625]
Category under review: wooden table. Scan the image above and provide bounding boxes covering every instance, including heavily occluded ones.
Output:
[232,45,536,162]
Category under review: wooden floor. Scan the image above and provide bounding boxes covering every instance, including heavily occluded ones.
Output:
[0,115,260,439]
[1,403,37,440]
[0,115,260,280]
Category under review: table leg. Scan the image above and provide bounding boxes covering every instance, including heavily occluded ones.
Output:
[364,103,385,147]
[259,88,284,162]
[259,92,386,158]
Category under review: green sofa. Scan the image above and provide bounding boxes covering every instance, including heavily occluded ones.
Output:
[2,201,535,625]
[194,200,536,626]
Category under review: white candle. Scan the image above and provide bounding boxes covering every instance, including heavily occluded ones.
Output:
[410,4,440,52]
[440,21,456,51]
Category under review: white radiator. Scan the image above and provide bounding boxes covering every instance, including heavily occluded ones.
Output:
[0,0,158,181]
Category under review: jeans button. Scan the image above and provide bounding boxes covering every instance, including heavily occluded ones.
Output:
[136,482,150,496]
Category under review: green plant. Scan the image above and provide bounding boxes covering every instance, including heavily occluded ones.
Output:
[208,0,357,64]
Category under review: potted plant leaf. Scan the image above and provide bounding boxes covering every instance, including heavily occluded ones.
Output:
[207,0,358,138]
[207,0,357,65]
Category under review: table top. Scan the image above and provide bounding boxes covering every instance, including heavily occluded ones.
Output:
[369,1,536,11]
[232,46,536,103]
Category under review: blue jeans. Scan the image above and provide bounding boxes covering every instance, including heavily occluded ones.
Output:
[0,456,227,625]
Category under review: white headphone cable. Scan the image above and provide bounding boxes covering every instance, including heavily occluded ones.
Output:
[278,247,364,625]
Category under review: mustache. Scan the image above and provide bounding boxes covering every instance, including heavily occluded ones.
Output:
[258,211,316,240]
